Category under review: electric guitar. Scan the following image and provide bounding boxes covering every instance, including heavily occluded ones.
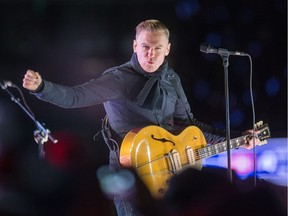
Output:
[119,121,270,198]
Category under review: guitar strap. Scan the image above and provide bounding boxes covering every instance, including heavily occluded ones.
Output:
[97,115,122,169]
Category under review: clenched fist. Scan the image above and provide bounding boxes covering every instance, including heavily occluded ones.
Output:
[23,69,42,91]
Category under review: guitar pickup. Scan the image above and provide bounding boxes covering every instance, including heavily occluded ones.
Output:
[186,146,196,166]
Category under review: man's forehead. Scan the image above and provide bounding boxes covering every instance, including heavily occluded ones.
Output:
[136,30,169,44]
[137,30,168,37]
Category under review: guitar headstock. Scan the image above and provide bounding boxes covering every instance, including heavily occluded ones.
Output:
[254,121,271,146]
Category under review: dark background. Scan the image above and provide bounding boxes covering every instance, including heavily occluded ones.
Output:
[0,1,286,214]
[0,0,286,145]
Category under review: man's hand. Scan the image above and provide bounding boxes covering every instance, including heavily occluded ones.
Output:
[23,69,42,91]
[241,129,267,150]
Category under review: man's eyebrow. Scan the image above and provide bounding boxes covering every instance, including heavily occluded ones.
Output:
[140,42,164,47]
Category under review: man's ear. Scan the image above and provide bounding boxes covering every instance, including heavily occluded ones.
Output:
[165,43,171,56]
[133,39,137,52]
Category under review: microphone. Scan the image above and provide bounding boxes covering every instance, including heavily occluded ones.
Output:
[200,43,248,56]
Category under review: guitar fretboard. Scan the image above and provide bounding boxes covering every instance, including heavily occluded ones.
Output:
[195,135,247,160]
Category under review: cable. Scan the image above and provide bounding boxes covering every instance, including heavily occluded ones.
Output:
[247,54,257,187]
[10,83,36,119]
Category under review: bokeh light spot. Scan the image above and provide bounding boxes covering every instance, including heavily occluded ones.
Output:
[257,150,278,173]
[265,77,280,96]
[232,154,253,176]
[175,0,200,20]
[205,32,222,47]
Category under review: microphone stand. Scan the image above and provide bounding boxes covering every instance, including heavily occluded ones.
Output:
[0,83,58,159]
[220,53,233,183]
[200,43,250,184]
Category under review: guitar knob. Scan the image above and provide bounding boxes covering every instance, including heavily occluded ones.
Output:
[158,188,166,194]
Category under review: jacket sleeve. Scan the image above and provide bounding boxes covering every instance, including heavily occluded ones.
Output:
[32,71,126,108]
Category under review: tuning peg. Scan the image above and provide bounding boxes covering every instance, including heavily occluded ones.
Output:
[258,140,268,146]
[255,121,264,129]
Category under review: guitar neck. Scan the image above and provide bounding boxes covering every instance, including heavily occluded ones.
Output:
[196,135,248,160]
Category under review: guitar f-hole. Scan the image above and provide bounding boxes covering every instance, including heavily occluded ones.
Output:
[151,134,176,146]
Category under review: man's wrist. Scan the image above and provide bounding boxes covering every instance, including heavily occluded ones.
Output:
[31,80,44,93]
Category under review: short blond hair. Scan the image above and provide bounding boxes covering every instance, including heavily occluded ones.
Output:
[135,19,170,40]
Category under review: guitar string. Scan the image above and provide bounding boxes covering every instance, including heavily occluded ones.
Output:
[135,136,248,170]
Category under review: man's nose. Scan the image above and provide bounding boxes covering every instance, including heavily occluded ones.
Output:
[148,48,155,57]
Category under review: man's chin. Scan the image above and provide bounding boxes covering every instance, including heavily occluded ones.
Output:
[144,66,158,73]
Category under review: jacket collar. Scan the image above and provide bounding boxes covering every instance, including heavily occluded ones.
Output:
[130,52,168,78]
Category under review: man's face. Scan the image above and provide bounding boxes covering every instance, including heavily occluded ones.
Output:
[133,30,171,73]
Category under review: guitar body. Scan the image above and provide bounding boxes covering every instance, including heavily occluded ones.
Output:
[120,125,207,197]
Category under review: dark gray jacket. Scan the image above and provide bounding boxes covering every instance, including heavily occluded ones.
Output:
[34,53,228,143]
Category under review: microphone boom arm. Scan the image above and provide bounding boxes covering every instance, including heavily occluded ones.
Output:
[0,82,58,158]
